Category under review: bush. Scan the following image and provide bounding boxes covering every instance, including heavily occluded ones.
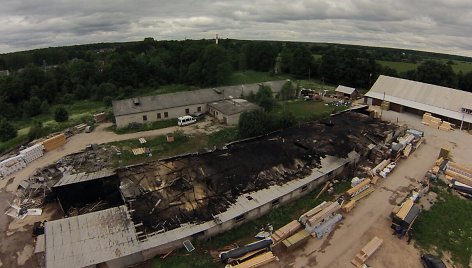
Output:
[54,106,69,122]
[238,109,274,138]
[28,121,44,140]
[0,120,17,142]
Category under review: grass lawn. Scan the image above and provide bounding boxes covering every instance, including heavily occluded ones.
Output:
[377,60,418,73]
[413,186,472,267]
[112,119,177,134]
[152,178,349,268]
[273,100,342,121]
[226,70,291,85]
[297,79,336,91]
[378,59,472,74]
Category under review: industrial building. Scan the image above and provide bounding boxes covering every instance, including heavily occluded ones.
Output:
[335,85,358,99]
[112,81,291,127]
[364,75,472,129]
[43,112,398,268]
[208,99,258,125]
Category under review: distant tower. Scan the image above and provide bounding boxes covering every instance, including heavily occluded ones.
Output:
[215,34,219,45]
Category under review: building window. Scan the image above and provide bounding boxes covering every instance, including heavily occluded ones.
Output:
[143,115,147,121]
[235,214,245,223]
[301,185,308,192]
[197,106,202,112]
[157,113,161,119]
[271,198,281,206]
[164,112,168,118]
[185,108,190,114]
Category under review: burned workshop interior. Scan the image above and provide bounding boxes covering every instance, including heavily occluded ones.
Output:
[52,170,124,215]
[114,112,398,235]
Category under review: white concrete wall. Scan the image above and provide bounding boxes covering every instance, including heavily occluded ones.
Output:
[115,103,207,128]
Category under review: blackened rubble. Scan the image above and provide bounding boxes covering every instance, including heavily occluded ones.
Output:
[118,112,397,232]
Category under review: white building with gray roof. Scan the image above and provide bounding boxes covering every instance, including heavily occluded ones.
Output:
[112,80,291,127]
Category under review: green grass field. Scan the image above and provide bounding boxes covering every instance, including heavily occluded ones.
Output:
[413,186,472,267]
[273,100,341,121]
[378,59,472,74]
[226,70,291,85]
[297,79,336,91]
[377,60,418,73]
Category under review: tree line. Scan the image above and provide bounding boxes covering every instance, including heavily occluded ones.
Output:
[0,39,471,136]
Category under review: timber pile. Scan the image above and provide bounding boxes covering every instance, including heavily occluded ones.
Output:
[351,236,383,267]
[42,133,67,152]
[422,113,453,131]
[380,101,390,110]
[439,121,453,131]
[229,252,278,268]
[445,161,472,187]
[271,220,301,244]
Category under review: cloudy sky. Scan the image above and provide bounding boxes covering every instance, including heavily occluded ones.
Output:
[1,0,471,57]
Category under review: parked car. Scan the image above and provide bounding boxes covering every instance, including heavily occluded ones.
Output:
[420,254,446,268]
[177,115,197,126]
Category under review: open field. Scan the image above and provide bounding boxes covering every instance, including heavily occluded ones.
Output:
[273,100,339,121]
[226,70,291,85]
[378,59,472,74]
[377,60,417,72]
[297,79,336,91]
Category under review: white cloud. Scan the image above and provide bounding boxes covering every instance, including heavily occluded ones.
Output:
[0,0,471,57]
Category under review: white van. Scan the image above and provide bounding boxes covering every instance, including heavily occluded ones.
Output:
[177,115,196,126]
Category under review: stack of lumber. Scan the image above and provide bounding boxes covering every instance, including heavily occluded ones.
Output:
[422,113,441,128]
[305,202,340,228]
[395,199,414,221]
[299,201,329,224]
[19,143,44,164]
[445,161,472,187]
[0,156,26,177]
[132,148,146,155]
[42,133,67,151]
[380,101,390,110]
[370,159,390,176]
[342,200,356,213]
[346,179,372,198]
[229,252,278,268]
[74,123,87,133]
[282,229,310,249]
[271,220,301,244]
[93,112,107,123]
[439,121,453,131]
[351,236,383,267]
[403,143,412,158]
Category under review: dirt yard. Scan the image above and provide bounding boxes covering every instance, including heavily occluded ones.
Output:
[268,109,472,268]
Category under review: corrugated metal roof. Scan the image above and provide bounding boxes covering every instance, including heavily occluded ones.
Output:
[45,206,141,268]
[365,75,472,123]
[112,81,290,117]
[208,99,259,115]
[53,169,116,187]
[335,85,356,95]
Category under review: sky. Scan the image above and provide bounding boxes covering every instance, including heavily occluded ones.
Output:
[1,0,471,57]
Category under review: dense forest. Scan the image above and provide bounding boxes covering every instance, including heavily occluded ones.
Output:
[0,38,471,124]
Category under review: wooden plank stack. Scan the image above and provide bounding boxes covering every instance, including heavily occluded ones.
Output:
[351,236,383,267]
[380,101,390,110]
[439,121,453,131]
[229,252,278,268]
[271,220,301,244]
[42,133,67,152]
[422,113,441,128]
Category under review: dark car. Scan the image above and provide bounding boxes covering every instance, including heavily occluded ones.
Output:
[421,254,447,268]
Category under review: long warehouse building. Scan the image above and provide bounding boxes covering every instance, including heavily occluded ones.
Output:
[364,75,472,129]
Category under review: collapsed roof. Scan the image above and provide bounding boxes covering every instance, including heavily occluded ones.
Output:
[117,112,396,232]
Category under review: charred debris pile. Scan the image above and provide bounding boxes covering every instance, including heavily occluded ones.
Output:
[118,112,397,233]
